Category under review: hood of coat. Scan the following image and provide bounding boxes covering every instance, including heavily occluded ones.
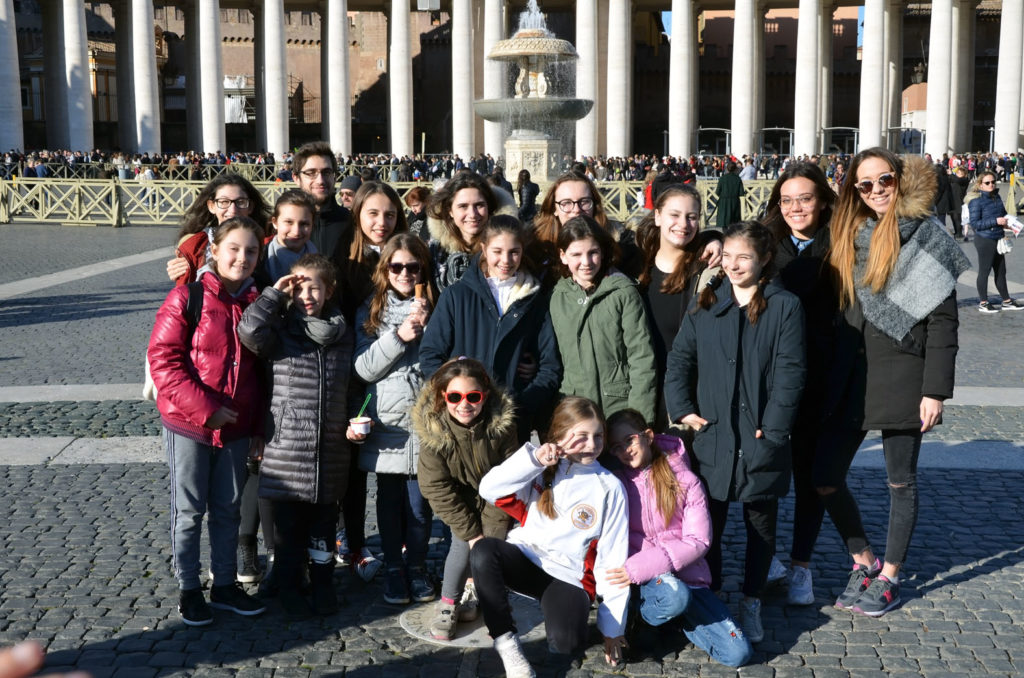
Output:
[552,268,635,305]
[411,380,518,455]
[709,276,787,316]
[426,185,521,253]
[893,155,938,221]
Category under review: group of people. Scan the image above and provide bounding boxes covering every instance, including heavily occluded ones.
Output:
[146,139,978,676]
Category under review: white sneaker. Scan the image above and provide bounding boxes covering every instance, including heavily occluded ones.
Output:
[740,598,764,643]
[494,632,536,678]
[766,556,788,584]
[787,565,815,606]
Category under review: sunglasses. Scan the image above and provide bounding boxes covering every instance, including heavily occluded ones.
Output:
[388,261,422,275]
[855,173,896,195]
[445,390,487,405]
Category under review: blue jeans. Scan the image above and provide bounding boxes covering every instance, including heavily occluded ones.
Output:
[376,473,433,569]
[165,428,249,590]
[639,573,753,668]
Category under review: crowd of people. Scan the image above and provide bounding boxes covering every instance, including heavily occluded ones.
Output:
[134,137,1011,676]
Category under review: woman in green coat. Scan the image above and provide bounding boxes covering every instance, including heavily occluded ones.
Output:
[715,161,745,230]
[550,215,658,424]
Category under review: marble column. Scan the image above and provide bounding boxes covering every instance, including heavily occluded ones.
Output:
[451,0,474,159]
[883,1,902,149]
[114,1,136,153]
[858,0,885,150]
[131,0,161,155]
[482,0,504,158]
[668,0,695,158]
[389,0,413,157]
[322,0,352,156]
[753,4,765,151]
[954,0,975,150]
[818,1,834,152]
[994,0,1023,152]
[0,0,23,152]
[606,0,632,157]
[793,0,819,156]
[575,0,598,158]
[184,5,201,152]
[63,0,93,151]
[197,0,225,153]
[259,0,288,159]
[730,0,755,156]
[925,0,952,157]
[253,7,266,151]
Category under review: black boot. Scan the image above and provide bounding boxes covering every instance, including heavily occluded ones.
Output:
[309,561,338,616]
[257,550,277,599]
[237,535,263,584]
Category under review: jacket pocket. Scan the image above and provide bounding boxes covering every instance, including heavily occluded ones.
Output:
[747,435,791,474]
[601,377,631,399]
[691,419,717,469]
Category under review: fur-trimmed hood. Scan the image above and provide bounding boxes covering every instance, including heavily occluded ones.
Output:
[411,379,518,454]
[895,154,938,220]
[426,185,521,253]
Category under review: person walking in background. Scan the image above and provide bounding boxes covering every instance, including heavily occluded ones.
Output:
[714,163,744,231]
[966,170,1024,313]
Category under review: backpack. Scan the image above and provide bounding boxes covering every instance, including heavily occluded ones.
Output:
[143,281,204,401]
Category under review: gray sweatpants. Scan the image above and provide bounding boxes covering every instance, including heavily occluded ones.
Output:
[441,535,471,601]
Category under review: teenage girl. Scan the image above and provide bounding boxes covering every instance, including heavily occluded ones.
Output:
[354,234,437,606]
[425,172,498,290]
[412,358,519,641]
[419,215,561,442]
[664,220,806,643]
[603,409,752,668]
[473,397,630,677]
[550,215,658,423]
[148,216,269,626]
[264,189,317,282]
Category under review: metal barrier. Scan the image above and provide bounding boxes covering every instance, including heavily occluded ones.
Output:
[0,177,781,227]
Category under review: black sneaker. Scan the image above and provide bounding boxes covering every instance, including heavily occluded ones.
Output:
[383,568,410,605]
[835,562,880,609]
[210,582,266,616]
[408,567,436,603]
[237,537,263,584]
[852,575,901,617]
[179,588,213,626]
[1002,298,1024,311]
[979,302,1000,314]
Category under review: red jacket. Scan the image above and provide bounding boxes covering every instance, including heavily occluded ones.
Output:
[174,231,208,286]
[148,271,263,446]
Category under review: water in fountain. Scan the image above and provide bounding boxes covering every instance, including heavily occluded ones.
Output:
[517,0,552,36]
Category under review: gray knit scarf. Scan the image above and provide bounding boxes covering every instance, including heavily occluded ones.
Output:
[288,308,346,347]
[854,215,970,340]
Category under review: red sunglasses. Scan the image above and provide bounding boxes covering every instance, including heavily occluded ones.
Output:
[445,390,487,405]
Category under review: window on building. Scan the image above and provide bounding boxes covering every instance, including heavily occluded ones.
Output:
[154,7,164,20]
[239,9,249,23]
[301,11,313,25]
[21,86,29,109]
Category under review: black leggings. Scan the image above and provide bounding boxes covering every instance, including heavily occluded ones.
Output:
[975,235,1010,303]
[707,498,778,598]
[471,538,591,656]
[239,468,275,547]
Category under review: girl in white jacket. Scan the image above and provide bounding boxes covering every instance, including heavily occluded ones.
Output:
[472,397,630,677]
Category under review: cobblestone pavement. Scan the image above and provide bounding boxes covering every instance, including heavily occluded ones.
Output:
[1,224,1024,676]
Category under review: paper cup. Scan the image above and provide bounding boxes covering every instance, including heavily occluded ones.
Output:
[350,417,372,436]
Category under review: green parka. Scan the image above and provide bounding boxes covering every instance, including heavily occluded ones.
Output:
[550,272,658,423]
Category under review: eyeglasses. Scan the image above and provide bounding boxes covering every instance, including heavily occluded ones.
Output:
[388,261,422,275]
[211,197,251,210]
[779,194,816,209]
[555,197,595,213]
[299,168,336,179]
[445,390,486,405]
[609,434,641,456]
[855,173,896,195]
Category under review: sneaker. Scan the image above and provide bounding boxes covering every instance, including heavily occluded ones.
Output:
[335,529,351,566]
[766,556,788,584]
[852,575,901,617]
[178,588,213,626]
[458,580,479,622]
[383,568,410,605]
[493,631,536,678]
[209,582,267,617]
[787,565,815,606]
[430,599,459,641]
[835,561,881,609]
[354,548,383,582]
[739,598,764,643]
[408,567,436,603]
[237,537,263,584]
[1002,298,1024,310]
[979,301,1000,314]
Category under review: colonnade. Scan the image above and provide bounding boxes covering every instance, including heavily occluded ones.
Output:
[3,1,1024,159]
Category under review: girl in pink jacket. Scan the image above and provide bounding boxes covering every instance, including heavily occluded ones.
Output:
[603,409,753,667]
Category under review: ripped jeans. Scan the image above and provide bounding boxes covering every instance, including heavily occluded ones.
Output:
[878,429,922,566]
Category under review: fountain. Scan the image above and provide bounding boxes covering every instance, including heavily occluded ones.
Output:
[474,0,593,182]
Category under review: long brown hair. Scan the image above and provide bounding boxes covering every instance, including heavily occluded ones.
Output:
[426,172,497,253]
[349,181,409,264]
[176,174,270,242]
[762,162,836,243]
[606,409,681,528]
[636,184,704,292]
[557,215,616,283]
[362,234,436,335]
[537,397,606,520]
[533,172,610,248]
[697,220,775,325]
[829,147,905,308]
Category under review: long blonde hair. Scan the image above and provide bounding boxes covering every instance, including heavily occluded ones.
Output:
[537,397,606,520]
[829,147,906,308]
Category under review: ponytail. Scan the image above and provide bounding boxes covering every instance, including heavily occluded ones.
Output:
[696,270,726,311]
[537,465,560,521]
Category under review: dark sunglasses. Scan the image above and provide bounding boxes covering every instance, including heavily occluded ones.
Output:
[388,262,422,275]
[855,173,896,195]
[445,390,486,405]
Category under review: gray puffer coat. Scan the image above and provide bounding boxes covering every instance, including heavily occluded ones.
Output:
[238,286,354,505]
[354,292,425,475]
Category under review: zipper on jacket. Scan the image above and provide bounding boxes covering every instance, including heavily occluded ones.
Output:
[314,346,325,503]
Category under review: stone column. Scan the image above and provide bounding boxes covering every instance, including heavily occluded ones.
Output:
[0,0,23,152]
[113,1,136,153]
[925,0,952,157]
[389,0,414,157]
[482,0,504,158]
[131,0,162,155]
[668,0,695,158]
[818,1,834,152]
[730,0,755,156]
[253,7,266,151]
[63,0,94,151]
[197,0,225,153]
[184,4,201,152]
[954,0,975,150]
[606,0,632,157]
[994,0,1024,152]
[259,0,288,159]
[575,0,599,158]
[883,1,902,149]
[753,3,765,152]
[858,0,885,150]
[793,0,819,156]
[452,0,474,159]
[322,0,352,156]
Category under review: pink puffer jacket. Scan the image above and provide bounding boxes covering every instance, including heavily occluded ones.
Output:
[615,434,713,588]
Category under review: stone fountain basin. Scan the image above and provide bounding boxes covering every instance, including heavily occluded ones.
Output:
[474,97,593,124]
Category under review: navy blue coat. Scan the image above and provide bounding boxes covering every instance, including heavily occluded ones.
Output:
[419,257,562,436]
[968,190,1007,241]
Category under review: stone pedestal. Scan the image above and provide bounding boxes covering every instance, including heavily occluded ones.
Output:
[504,134,561,183]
